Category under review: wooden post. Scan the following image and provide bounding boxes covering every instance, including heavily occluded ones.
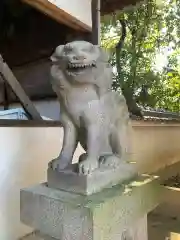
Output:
[0,55,42,120]
[91,0,101,45]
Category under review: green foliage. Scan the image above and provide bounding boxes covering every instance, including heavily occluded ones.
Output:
[101,0,180,113]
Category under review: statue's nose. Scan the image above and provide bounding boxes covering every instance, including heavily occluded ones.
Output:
[73,56,86,60]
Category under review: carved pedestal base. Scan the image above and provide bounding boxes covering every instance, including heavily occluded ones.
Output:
[20,175,162,240]
[48,162,137,195]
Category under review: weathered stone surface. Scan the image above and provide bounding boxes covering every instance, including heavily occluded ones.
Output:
[47,162,137,195]
[19,231,41,240]
[21,175,162,240]
[36,232,57,240]
[121,215,148,240]
[49,41,134,177]
[22,216,148,240]
[19,231,55,240]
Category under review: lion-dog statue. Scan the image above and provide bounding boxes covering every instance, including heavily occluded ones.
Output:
[49,41,131,175]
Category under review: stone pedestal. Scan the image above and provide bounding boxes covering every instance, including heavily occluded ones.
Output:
[20,175,162,240]
[47,163,137,195]
[23,216,148,240]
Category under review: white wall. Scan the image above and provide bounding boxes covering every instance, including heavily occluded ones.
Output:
[10,100,61,121]
[48,0,92,28]
[0,100,180,239]
[0,127,60,239]
[0,100,83,240]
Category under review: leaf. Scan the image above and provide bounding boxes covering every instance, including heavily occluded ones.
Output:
[101,0,180,113]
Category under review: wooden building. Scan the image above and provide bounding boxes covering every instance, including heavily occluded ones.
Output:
[0,2,180,240]
[0,0,141,118]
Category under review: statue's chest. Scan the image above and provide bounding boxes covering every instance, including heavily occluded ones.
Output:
[63,86,99,118]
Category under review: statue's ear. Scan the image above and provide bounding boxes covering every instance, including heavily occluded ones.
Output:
[94,45,110,61]
[50,53,58,62]
[55,45,64,56]
[50,45,64,62]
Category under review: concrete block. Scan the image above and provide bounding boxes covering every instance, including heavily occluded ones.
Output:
[21,175,162,240]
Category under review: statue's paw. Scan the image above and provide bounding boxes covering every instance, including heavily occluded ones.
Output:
[99,154,121,168]
[48,156,71,172]
[78,157,99,175]
[48,158,60,170]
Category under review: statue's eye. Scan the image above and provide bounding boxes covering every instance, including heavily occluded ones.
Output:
[64,45,73,54]
[65,49,72,54]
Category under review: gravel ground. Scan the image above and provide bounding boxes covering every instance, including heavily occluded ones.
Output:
[163,174,180,188]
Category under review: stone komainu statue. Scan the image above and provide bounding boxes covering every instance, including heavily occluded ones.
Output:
[49,41,131,175]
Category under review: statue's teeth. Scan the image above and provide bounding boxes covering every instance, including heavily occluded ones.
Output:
[68,62,96,70]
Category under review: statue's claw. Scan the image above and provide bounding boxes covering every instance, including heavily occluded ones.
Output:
[99,155,121,168]
[48,156,71,172]
[78,157,99,175]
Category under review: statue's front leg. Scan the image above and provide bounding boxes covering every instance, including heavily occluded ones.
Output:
[79,123,101,174]
[49,112,77,171]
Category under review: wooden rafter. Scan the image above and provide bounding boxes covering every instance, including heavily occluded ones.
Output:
[0,55,42,120]
[0,119,61,127]
[22,0,91,32]
[101,0,142,15]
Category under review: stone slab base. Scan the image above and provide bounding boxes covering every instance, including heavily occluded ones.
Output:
[21,175,162,240]
[47,162,138,195]
[22,215,148,240]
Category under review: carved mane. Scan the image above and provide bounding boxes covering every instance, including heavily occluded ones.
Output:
[50,41,113,97]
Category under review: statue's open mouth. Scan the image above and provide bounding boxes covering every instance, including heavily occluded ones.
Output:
[67,62,96,73]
